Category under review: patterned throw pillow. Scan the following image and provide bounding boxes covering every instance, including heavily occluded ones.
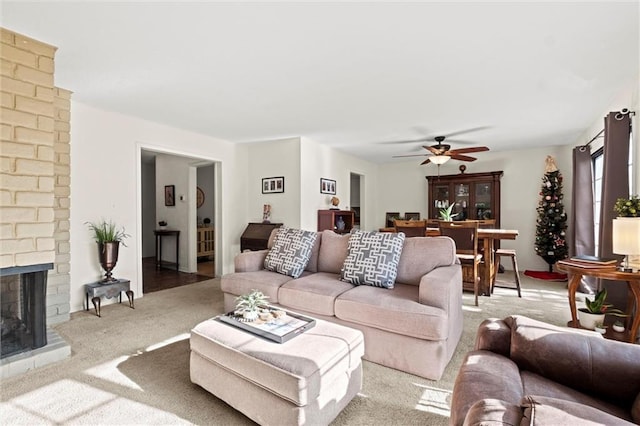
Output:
[264,227,318,278]
[340,231,405,288]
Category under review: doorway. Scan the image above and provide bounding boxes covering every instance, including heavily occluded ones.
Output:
[140,148,219,293]
[350,173,363,230]
[196,164,215,277]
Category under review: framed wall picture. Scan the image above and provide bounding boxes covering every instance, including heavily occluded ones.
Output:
[320,178,336,195]
[165,185,175,206]
[405,212,421,221]
[385,212,400,228]
[262,176,284,194]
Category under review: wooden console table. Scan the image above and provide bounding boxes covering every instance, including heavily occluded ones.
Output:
[557,262,640,344]
[154,229,180,271]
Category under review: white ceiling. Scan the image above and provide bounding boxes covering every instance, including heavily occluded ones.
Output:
[2,1,639,163]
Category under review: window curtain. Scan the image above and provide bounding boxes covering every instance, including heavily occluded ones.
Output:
[598,111,631,308]
[570,146,596,294]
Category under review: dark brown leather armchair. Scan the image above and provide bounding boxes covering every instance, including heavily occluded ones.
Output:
[450,315,640,425]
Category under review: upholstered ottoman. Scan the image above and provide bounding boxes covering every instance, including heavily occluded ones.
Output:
[190,317,364,426]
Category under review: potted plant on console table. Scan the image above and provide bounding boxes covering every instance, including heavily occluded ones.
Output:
[86,219,130,283]
[578,288,626,330]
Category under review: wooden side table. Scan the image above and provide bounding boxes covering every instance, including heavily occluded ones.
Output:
[557,262,640,344]
[85,279,134,317]
[154,229,180,271]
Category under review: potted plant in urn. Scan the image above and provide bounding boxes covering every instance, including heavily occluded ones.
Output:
[578,288,626,330]
[86,220,130,282]
[235,289,269,321]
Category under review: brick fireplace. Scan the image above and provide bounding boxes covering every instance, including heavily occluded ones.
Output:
[1,28,72,377]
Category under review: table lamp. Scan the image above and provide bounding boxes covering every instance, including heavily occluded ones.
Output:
[612,218,640,272]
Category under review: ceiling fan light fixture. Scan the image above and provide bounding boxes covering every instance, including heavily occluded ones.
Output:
[430,155,451,165]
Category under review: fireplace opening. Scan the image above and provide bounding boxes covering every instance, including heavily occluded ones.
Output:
[0,263,52,359]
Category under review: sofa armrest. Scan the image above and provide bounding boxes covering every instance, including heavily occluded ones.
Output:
[234,249,268,272]
[450,350,524,426]
[473,317,513,357]
[417,264,461,310]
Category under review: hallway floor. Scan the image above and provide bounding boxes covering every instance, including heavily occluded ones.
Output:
[142,257,212,294]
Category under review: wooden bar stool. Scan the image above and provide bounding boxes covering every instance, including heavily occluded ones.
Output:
[491,248,522,297]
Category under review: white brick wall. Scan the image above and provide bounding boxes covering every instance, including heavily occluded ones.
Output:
[1,28,71,324]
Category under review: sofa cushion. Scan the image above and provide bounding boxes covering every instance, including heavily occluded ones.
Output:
[521,395,636,426]
[521,371,633,422]
[278,272,354,316]
[334,283,447,340]
[509,315,640,404]
[395,236,458,285]
[264,227,318,278]
[305,231,322,273]
[221,270,295,304]
[340,231,405,288]
[317,230,350,274]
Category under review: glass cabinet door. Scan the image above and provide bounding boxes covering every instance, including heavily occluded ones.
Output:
[433,185,450,217]
[475,183,492,219]
[453,183,470,220]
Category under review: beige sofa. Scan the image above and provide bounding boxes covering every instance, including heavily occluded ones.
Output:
[451,315,640,425]
[221,229,463,380]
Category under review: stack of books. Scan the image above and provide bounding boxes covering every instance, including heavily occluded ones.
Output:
[558,255,619,269]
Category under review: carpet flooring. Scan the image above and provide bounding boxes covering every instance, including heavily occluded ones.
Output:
[1,275,577,425]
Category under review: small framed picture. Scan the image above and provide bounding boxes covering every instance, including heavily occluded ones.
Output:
[405,212,420,221]
[320,178,336,195]
[385,212,400,228]
[164,185,175,206]
[262,176,284,194]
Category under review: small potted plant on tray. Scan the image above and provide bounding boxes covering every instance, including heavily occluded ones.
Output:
[235,290,269,321]
[578,288,626,330]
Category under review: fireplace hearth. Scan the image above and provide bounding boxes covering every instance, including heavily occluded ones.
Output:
[0,263,52,359]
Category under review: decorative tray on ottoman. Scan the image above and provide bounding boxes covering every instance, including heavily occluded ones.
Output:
[217,306,316,343]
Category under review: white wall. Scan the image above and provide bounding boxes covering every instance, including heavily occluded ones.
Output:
[141,159,156,258]
[155,153,193,272]
[197,165,215,225]
[70,101,246,313]
[246,138,301,228]
[299,139,378,232]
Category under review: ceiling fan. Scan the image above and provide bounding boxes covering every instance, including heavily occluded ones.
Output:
[392,135,489,165]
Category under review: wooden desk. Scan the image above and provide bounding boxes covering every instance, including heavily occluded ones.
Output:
[378,226,519,295]
[557,263,640,344]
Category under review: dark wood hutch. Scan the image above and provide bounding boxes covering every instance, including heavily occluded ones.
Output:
[426,170,503,226]
[317,210,355,234]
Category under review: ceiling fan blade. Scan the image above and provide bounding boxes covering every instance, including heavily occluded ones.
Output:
[449,154,478,162]
[420,158,432,165]
[448,146,490,155]
[392,154,429,158]
[379,137,430,145]
[444,126,491,138]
